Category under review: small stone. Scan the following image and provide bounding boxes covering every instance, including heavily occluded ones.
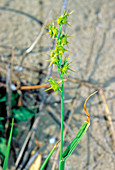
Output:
[98,23,102,27]
[16,66,24,72]
[49,137,56,144]
[11,84,16,91]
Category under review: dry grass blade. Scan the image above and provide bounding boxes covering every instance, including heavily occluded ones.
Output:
[100,90,115,150]
[84,91,98,124]
[15,131,31,168]
[10,47,15,82]
[6,63,11,118]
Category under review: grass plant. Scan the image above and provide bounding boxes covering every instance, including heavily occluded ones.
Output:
[40,11,98,170]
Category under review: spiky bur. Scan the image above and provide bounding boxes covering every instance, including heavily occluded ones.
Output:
[46,23,59,39]
[45,77,61,93]
[57,11,73,26]
[60,57,72,76]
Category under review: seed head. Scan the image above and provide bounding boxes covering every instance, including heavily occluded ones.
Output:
[54,45,67,56]
[48,51,59,66]
[46,77,61,93]
[57,33,70,46]
[46,23,59,39]
[60,57,72,76]
[57,11,73,26]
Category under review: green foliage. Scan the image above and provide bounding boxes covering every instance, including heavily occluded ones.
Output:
[0,90,36,159]
[0,137,7,159]
[0,117,5,120]
[0,94,7,102]
[0,123,5,135]
[12,126,18,138]
[0,91,19,106]
[10,91,19,107]
[12,106,35,123]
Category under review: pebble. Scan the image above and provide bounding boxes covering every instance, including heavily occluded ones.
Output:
[49,137,56,144]
[11,84,16,91]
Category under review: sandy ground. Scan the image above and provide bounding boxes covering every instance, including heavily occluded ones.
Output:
[0,0,115,169]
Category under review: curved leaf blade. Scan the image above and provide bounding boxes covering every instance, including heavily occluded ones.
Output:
[62,121,89,160]
[62,91,98,161]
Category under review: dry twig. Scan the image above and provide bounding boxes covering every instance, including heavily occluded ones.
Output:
[100,90,115,151]
[6,63,11,118]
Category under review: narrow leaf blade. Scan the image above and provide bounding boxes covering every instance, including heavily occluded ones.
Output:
[40,140,60,170]
[3,118,14,170]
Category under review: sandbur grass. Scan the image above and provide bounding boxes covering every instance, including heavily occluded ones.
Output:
[41,11,98,169]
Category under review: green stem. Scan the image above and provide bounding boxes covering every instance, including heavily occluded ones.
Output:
[57,25,62,41]
[59,159,65,170]
[60,77,64,162]
[57,24,65,169]
[57,64,64,166]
